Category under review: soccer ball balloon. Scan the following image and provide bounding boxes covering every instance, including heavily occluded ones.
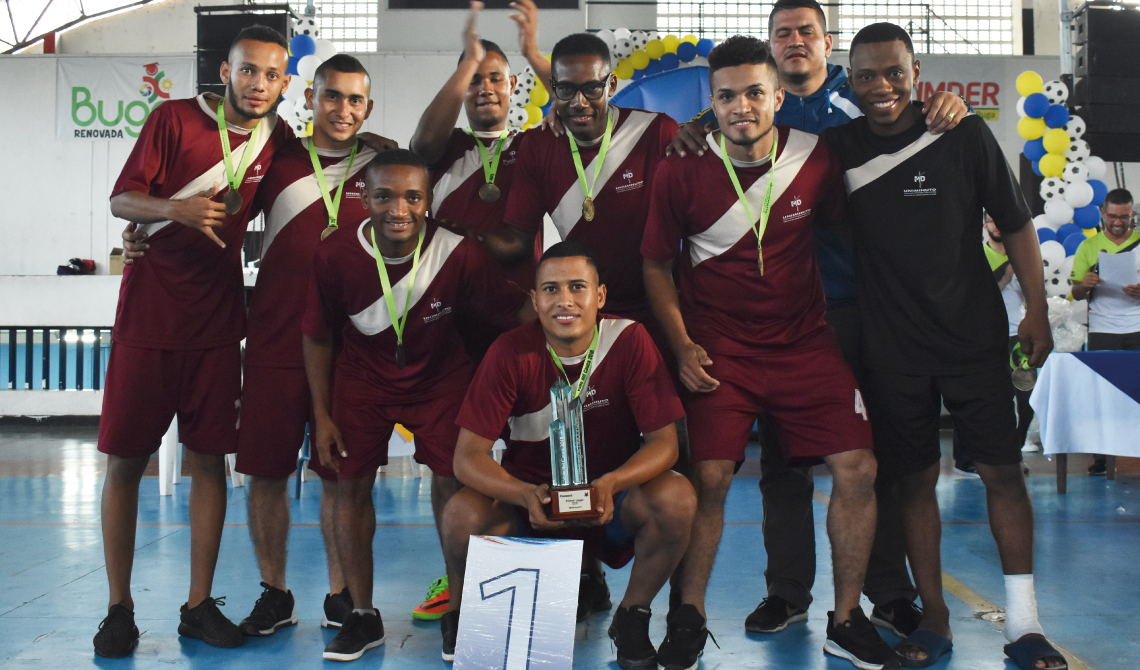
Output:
[612,38,634,60]
[1065,140,1091,163]
[630,30,649,50]
[1039,177,1065,201]
[1042,80,1068,105]
[1064,115,1086,141]
[293,17,319,37]
[1062,161,1088,183]
[507,106,528,128]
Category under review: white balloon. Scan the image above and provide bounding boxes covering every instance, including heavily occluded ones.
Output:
[612,38,634,60]
[1040,177,1066,201]
[647,30,660,42]
[596,29,616,47]
[1042,80,1069,105]
[630,30,649,49]
[282,82,306,102]
[1064,180,1095,208]
[1039,240,1066,271]
[1062,161,1089,183]
[1045,276,1070,298]
[1016,96,1027,117]
[1033,213,1057,231]
[296,104,313,124]
[1059,256,1076,281]
[297,54,320,82]
[1084,155,1107,180]
[1065,140,1091,164]
[276,99,294,120]
[313,39,337,62]
[613,28,631,40]
[1045,200,1075,226]
[1064,115,1085,140]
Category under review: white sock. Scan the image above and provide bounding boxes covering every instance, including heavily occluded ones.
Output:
[353,608,376,616]
[1004,574,1045,642]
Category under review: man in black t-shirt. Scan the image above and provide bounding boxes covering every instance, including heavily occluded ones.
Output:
[823,24,1065,670]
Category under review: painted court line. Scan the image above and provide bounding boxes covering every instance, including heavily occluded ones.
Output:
[812,488,1094,670]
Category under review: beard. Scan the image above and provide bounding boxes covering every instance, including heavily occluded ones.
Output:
[226,83,276,121]
[725,123,774,148]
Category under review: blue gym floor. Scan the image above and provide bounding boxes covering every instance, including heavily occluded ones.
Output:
[0,424,1137,669]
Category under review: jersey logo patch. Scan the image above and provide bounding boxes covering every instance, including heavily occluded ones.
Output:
[423,299,453,323]
[781,193,812,223]
[855,389,868,421]
[903,170,937,197]
[582,383,610,411]
[615,167,643,194]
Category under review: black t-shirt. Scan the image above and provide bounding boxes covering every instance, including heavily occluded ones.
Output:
[822,106,1031,374]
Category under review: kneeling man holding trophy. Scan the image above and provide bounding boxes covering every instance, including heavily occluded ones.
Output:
[439,241,697,669]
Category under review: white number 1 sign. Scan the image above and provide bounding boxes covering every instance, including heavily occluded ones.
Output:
[454,537,582,670]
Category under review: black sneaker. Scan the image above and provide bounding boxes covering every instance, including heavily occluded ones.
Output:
[323,609,385,661]
[178,597,244,648]
[1089,459,1107,476]
[239,582,298,636]
[745,595,808,633]
[577,570,612,622]
[322,588,354,629]
[656,604,713,670]
[441,610,460,662]
[869,598,923,638]
[607,605,656,670]
[93,603,139,658]
[823,608,892,670]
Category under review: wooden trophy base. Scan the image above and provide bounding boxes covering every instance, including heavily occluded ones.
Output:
[548,485,600,521]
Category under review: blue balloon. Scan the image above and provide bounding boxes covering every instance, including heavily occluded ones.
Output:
[287,55,300,76]
[1023,138,1047,161]
[1031,159,1043,177]
[1063,231,1086,256]
[1056,223,1082,241]
[632,68,646,81]
[1044,104,1070,129]
[290,34,316,58]
[677,42,698,62]
[1023,92,1050,118]
[1037,228,1057,243]
[540,101,551,118]
[1074,204,1101,229]
[1087,179,1108,207]
[696,38,714,58]
[660,53,680,70]
[645,59,663,75]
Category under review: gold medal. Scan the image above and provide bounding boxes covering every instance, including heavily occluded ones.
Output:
[396,343,406,369]
[223,189,243,215]
[320,225,337,241]
[478,183,501,203]
[582,197,595,222]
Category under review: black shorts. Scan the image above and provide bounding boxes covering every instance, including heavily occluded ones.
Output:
[1087,330,1140,351]
[862,364,1019,478]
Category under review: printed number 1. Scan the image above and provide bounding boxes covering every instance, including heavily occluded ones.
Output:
[480,568,541,670]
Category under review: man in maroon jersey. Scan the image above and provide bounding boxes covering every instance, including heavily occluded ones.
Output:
[233,55,378,639]
[440,241,695,668]
[94,25,294,657]
[642,37,888,670]
[303,149,531,662]
[410,0,548,292]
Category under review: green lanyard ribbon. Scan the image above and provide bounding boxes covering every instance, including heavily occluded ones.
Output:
[215,101,263,194]
[467,128,507,185]
[547,326,600,400]
[309,139,359,235]
[719,132,779,275]
[568,111,615,203]
[369,226,425,354]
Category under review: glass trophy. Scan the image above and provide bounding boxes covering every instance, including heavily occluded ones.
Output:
[547,377,599,520]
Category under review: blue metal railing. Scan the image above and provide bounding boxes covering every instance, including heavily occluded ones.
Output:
[1,328,112,391]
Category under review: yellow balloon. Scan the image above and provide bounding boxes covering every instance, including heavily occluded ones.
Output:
[524,104,542,125]
[645,39,665,59]
[1039,153,1067,177]
[682,35,698,45]
[530,81,549,107]
[305,121,313,137]
[545,53,551,61]
[630,49,650,70]
[1017,116,1046,141]
[663,35,680,53]
[1015,71,1044,97]
[615,58,635,80]
[1084,227,1097,238]
[1042,128,1070,155]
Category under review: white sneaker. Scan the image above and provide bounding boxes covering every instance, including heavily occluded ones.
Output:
[1021,442,1040,453]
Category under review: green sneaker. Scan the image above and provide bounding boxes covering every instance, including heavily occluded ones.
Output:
[412,576,450,621]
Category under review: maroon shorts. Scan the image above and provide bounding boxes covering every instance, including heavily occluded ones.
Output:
[98,342,241,458]
[331,390,465,480]
[685,338,872,464]
[236,365,335,481]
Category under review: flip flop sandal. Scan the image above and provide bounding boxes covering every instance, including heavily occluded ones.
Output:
[1004,635,1069,670]
[895,629,953,668]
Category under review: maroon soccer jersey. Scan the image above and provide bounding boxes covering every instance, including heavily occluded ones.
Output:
[642,126,846,356]
[245,138,376,369]
[110,95,291,349]
[430,128,527,237]
[302,219,527,404]
[456,317,685,486]
[502,107,678,323]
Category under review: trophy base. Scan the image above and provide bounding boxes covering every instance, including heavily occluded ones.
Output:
[548,485,600,520]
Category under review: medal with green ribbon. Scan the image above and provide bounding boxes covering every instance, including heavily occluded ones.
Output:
[369,226,425,369]
[309,139,359,241]
[719,131,779,275]
[468,128,507,203]
[568,111,614,222]
[546,326,600,399]
[215,101,264,215]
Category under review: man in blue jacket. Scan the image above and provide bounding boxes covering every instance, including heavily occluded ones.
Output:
[667,0,968,643]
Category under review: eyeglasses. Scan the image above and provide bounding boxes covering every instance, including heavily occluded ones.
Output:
[1104,213,1134,223]
[551,78,610,101]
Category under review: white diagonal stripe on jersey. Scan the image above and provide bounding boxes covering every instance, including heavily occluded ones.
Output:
[507,318,635,441]
[261,141,377,255]
[688,128,818,266]
[430,134,519,217]
[828,91,863,119]
[549,108,657,239]
[348,225,465,336]
[843,130,945,195]
[137,110,278,237]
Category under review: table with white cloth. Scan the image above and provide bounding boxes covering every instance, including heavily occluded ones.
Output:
[1029,351,1140,492]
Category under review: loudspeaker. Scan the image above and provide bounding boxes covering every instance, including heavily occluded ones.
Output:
[1070,2,1140,162]
[195,7,292,96]
[1073,42,1132,78]
[1073,2,1140,44]
[1072,76,1140,106]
